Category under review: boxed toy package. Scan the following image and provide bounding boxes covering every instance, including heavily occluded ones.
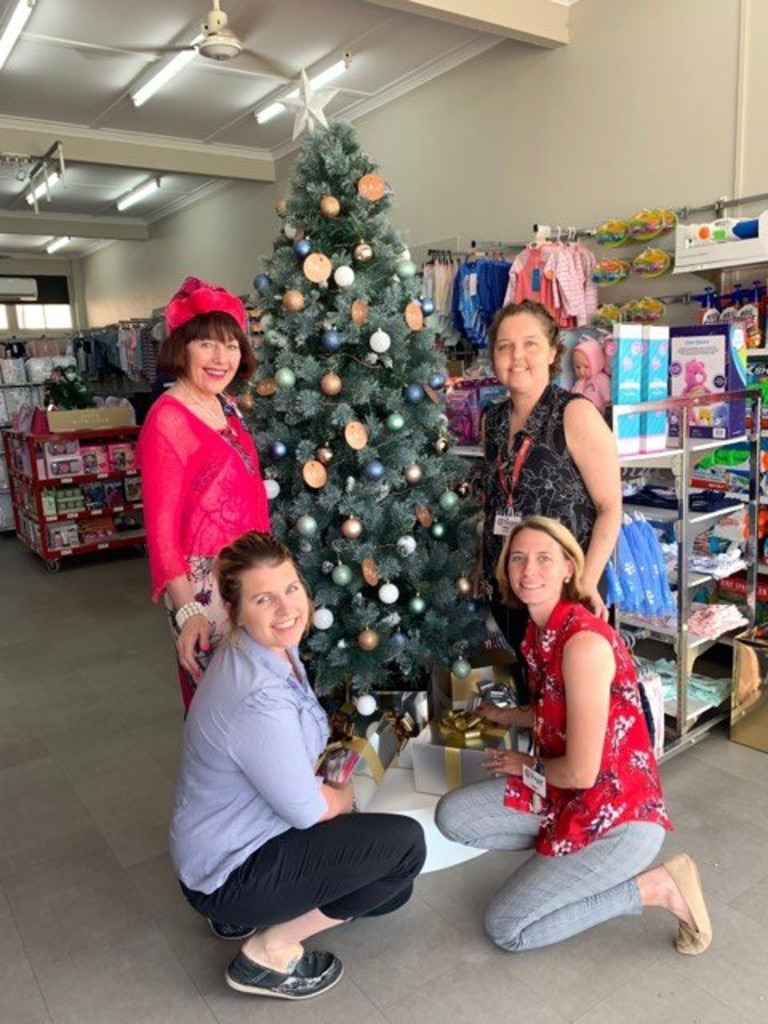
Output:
[668,322,747,439]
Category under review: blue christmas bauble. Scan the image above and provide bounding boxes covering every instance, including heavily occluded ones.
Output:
[391,631,408,648]
[364,459,386,482]
[321,328,341,352]
[253,273,271,293]
[274,367,296,390]
[332,564,353,586]
[296,514,318,537]
[465,599,479,614]
[268,440,288,460]
[293,238,312,258]
[386,412,405,432]
[439,490,459,512]
[428,372,446,390]
[420,297,436,316]
[403,383,425,404]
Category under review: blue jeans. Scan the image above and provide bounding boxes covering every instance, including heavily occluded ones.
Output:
[435,777,665,951]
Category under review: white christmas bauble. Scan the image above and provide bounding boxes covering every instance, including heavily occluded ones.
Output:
[283,223,298,240]
[264,478,280,500]
[396,535,417,556]
[313,607,334,630]
[400,248,412,261]
[369,329,391,354]
[355,693,378,716]
[334,265,355,288]
[378,582,400,605]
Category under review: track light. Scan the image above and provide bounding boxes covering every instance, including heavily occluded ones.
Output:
[131,35,203,107]
[116,178,161,212]
[0,0,35,72]
[25,171,60,205]
[46,236,71,255]
[255,57,350,125]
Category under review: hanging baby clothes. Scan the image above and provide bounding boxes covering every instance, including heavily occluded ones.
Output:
[503,238,598,327]
[451,256,511,347]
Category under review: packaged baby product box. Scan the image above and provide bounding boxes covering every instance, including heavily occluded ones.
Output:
[641,325,670,452]
[607,324,643,455]
[668,323,747,439]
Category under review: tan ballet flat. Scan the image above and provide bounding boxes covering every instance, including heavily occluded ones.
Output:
[663,853,712,955]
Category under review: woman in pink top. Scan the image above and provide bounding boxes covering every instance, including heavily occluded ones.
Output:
[138,277,270,710]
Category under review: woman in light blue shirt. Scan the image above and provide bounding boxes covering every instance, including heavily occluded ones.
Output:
[170,531,426,1001]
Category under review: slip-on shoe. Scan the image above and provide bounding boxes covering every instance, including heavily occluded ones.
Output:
[664,853,712,955]
[225,949,343,999]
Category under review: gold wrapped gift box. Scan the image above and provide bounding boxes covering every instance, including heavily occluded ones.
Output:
[433,649,517,711]
[411,711,514,796]
[731,627,768,754]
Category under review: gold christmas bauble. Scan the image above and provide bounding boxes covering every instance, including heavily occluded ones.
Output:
[275,197,288,217]
[358,627,380,652]
[282,289,305,312]
[434,436,449,454]
[320,372,343,396]
[456,480,471,498]
[403,464,423,484]
[354,241,373,262]
[316,445,333,464]
[235,391,255,413]
[456,576,473,596]
[341,516,363,539]
[319,195,340,217]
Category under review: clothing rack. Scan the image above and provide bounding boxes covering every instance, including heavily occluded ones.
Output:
[531,223,597,241]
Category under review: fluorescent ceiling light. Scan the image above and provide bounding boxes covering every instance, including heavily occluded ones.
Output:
[117,178,161,212]
[25,171,60,205]
[255,59,349,125]
[0,0,35,71]
[46,236,71,254]
[131,37,202,107]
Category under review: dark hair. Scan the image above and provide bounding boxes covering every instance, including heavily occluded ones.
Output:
[215,531,312,633]
[157,311,256,380]
[488,300,564,380]
[495,515,586,607]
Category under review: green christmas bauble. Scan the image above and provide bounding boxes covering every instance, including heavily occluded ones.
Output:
[408,595,426,615]
[332,564,353,586]
[296,515,318,537]
[431,522,445,539]
[386,412,405,432]
[451,658,472,679]
[439,490,459,512]
[396,259,417,279]
[275,367,297,390]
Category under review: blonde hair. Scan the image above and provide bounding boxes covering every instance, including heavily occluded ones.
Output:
[495,516,586,606]
[215,531,313,635]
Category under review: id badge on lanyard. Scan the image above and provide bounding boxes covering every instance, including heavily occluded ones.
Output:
[493,434,532,537]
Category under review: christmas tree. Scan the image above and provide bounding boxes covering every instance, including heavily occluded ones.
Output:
[247,118,483,697]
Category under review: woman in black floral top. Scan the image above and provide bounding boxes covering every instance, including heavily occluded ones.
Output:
[481,300,621,695]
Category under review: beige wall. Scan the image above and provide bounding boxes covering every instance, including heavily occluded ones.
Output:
[80,0,760,323]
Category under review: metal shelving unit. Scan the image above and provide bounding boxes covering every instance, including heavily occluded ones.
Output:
[614,389,760,758]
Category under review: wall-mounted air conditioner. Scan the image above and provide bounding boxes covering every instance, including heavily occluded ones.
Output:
[0,277,39,301]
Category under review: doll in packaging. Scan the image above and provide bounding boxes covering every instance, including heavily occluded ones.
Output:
[571,336,611,414]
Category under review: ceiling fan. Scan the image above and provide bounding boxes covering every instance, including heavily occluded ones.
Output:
[74,1,292,81]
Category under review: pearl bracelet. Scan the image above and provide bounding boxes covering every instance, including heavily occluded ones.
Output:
[175,601,207,630]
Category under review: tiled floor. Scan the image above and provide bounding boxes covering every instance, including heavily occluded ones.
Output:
[2,534,768,1024]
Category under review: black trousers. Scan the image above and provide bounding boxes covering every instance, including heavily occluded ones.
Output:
[181,812,427,928]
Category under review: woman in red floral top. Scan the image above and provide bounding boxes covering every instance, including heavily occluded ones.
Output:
[435,516,712,956]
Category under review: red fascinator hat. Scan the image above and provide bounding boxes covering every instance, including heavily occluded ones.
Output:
[164,276,247,334]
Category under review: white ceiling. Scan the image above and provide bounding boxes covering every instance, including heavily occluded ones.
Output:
[0,0,573,265]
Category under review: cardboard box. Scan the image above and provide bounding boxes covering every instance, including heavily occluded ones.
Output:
[668,323,747,439]
[46,407,134,432]
[433,656,517,711]
[731,627,768,753]
[608,324,644,455]
[641,325,670,452]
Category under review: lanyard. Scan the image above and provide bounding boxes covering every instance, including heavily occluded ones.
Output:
[497,434,532,508]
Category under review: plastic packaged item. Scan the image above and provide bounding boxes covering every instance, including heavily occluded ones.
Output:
[631,247,673,278]
[591,258,631,286]
[684,217,759,246]
[595,219,629,247]
[627,208,677,242]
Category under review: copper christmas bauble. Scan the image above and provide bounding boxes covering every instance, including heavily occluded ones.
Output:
[275,197,288,217]
[358,628,380,652]
[341,516,363,539]
[282,289,305,312]
[456,576,473,596]
[319,195,340,217]
[354,241,373,262]
[235,391,255,413]
[403,464,423,484]
[316,445,334,464]
[320,372,343,396]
